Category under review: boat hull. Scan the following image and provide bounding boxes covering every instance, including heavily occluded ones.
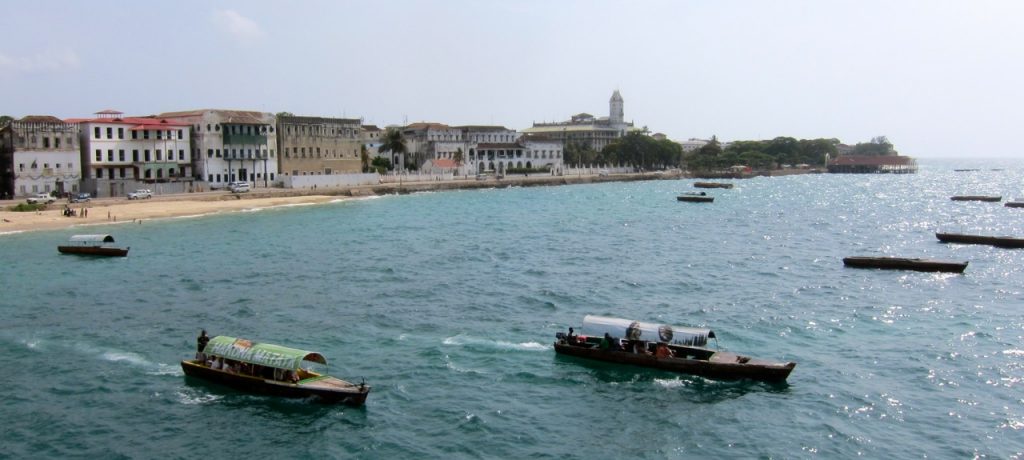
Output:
[553,342,794,383]
[935,232,1024,249]
[950,195,1001,202]
[1006,201,1024,208]
[677,196,714,203]
[843,256,967,273]
[58,246,129,257]
[180,360,369,406]
[693,182,733,189]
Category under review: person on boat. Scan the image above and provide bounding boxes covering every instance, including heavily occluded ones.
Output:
[655,343,673,359]
[566,327,577,345]
[196,329,210,360]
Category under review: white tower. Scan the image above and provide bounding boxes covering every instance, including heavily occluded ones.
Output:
[609,90,624,125]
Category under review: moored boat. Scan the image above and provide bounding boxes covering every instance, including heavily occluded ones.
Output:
[181,335,370,406]
[935,232,1024,249]
[843,256,967,273]
[57,234,129,257]
[554,315,795,383]
[693,182,734,189]
[677,192,714,203]
[950,195,1002,202]
[1005,199,1024,208]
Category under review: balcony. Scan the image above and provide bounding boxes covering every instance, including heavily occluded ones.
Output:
[222,132,267,146]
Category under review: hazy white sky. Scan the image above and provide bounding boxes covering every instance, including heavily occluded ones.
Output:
[2,0,1022,158]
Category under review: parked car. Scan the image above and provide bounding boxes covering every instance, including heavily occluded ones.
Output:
[229,182,250,193]
[26,193,55,204]
[127,189,152,200]
[71,193,91,203]
[598,169,610,177]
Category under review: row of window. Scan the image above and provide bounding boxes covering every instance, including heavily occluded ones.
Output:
[18,162,75,171]
[94,166,188,179]
[282,147,358,159]
[284,125,358,138]
[14,135,76,149]
[94,126,185,140]
[205,148,275,159]
[19,184,78,194]
[205,173,275,182]
[94,149,186,163]
[195,124,274,134]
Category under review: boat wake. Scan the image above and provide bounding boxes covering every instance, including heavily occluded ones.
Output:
[175,389,222,405]
[442,334,547,352]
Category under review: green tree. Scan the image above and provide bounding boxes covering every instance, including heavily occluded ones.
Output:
[370,156,393,173]
[0,115,13,127]
[360,144,370,173]
[453,147,464,171]
[379,127,407,170]
[853,136,894,156]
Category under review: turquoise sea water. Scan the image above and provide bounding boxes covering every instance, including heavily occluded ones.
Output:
[1,159,1022,458]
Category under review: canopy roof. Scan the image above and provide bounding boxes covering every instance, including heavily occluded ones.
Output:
[203,336,327,370]
[68,234,115,243]
[581,315,715,347]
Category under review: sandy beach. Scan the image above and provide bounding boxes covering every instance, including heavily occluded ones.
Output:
[0,193,339,235]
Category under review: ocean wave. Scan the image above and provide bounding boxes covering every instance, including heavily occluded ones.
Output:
[442,334,547,351]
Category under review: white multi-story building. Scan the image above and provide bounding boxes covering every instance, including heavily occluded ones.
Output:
[413,124,564,176]
[74,110,193,197]
[0,116,82,198]
[158,109,278,188]
[522,90,640,152]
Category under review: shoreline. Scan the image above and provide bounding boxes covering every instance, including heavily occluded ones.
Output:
[0,172,684,235]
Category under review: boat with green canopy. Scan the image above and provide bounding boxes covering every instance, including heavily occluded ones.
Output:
[181,336,370,406]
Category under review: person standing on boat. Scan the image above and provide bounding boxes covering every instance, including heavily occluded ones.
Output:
[196,329,210,361]
[566,327,577,345]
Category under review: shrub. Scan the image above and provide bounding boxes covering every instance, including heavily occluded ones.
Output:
[10,203,47,212]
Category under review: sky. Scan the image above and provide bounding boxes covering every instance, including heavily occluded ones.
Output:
[1,0,1022,158]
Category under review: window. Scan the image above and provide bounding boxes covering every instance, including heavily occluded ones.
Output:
[55,137,60,148]
[206,124,211,131]
[208,174,213,182]
[94,127,101,139]
[207,149,213,158]
[106,127,113,139]
[97,169,103,178]
[216,149,221,158]
[156,150,162,161]
[133,150,139,162]
[43,137,50,148]
[18,163,24,171]
[95,150,102,162]
[107,150,114,162]
[67,163,72,169]
[120,167,126,178]
[177,129,183,139]
[156,130,162,140]
[143,130,149,139]
[179,150,184,161]
[119,150,125,161]
[132,130,138,140]
[118,127,124,139]
[144,150,151,162]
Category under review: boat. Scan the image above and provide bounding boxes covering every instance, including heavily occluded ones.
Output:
[57,234,129,257]
[181,335,370,406]
[693,182,734,189]
[1005,200,1024,208]
[950,195,1002,202]
[677,192,714,203]
[842,256,967,273]
[554,315,796,383]
[935,232,1024,249]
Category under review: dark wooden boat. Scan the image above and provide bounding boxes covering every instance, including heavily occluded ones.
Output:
[181,336,370,406]
[677,192,714,203]
[554,316,795,383]
[57,234,129,257]
[936,232,1024,249]
[843,256,967,273]
[1005,200,1024,208]
[950,195,1002,202]
[694,182,734,189]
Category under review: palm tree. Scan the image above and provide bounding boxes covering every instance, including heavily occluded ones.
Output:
[379,127,407,171]
[453,147,464,175]
[360,144,370,173]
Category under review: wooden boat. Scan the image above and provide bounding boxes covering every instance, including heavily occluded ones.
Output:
[935,232,1024,249]
[950,195,1002,202]
[677,192,714,203]
[554,316,795,383]
[181,335,370,406]
[843,256,967,273]
[1005,200,1024,208]
[693,182,734,189]
[57,234,129,257]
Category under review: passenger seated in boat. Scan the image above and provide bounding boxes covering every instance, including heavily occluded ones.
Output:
[600,333,622,351]
[210,357,222,370]
[655,343,673,359]
[566,327,577,345]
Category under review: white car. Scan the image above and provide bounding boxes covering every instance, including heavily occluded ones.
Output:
[228,182,250,193]
[127,189,152,200]
[26,193,55,204]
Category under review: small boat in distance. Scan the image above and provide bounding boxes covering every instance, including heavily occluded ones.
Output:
[936,232,1024,249]
[1005,199,1024,208]
[677,192,714,203]
[693,182,734,189]
[57,234,129,257]
[554,315,795,383]
[950,195,1002,202]
[181,335,370,406]
[843,256,967,273]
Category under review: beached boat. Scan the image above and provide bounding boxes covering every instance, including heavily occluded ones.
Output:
[554,315,795,383]
[57,234,129,257]
[950,195,1002,202]
[693,182,734,189]
[1005,200,1024,208]
[677,192,714,203]
[843,256,967,273]
[181,336,370,406]
[935,232,1024,249]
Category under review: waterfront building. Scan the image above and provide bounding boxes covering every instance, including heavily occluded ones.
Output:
[73,110,193,197]
[678,138,709,153]
[522,90,640,152]
[0,116,82,198]
[157,109,278,188]
[827,154,918,174]
[401,122,463,171]
[361,124,384,171]
[277,115,362,177]
[414,124,564,176]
